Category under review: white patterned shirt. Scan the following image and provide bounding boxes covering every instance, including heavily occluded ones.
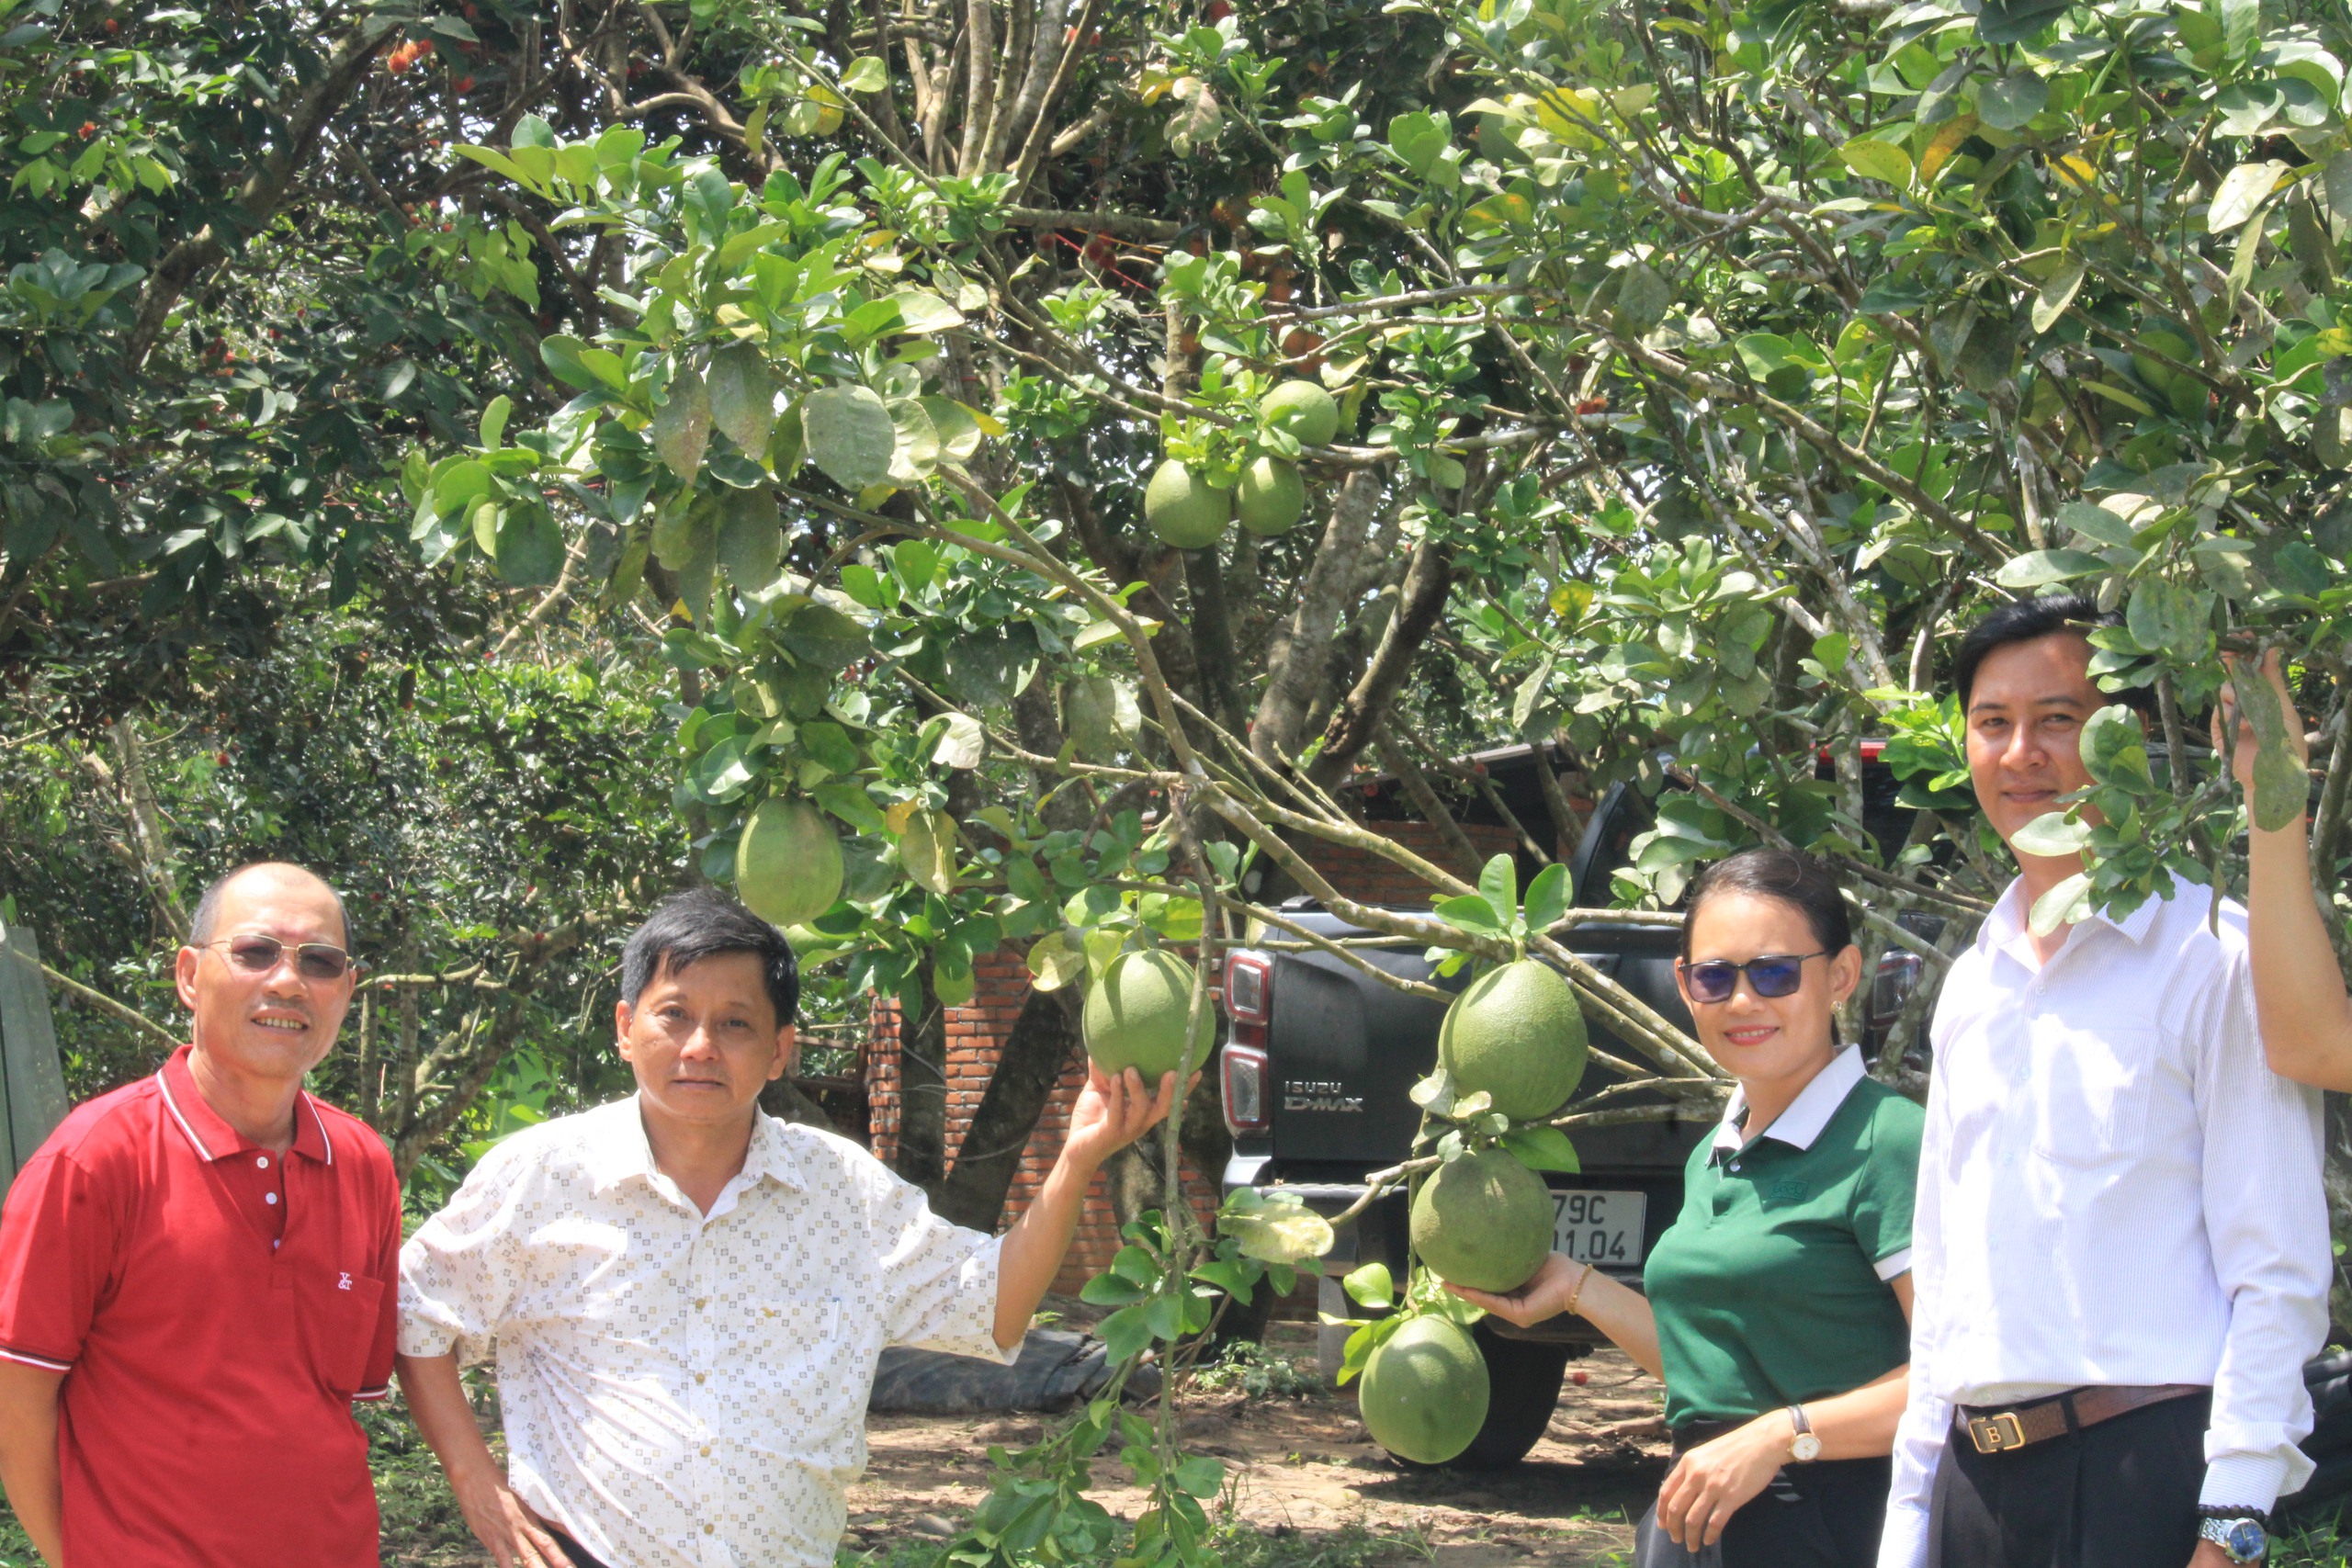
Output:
[398,1098,1008,1568]
[1878,874,2328,1568]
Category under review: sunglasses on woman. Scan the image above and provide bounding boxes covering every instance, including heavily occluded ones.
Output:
[201,933,355,982]
[1678,951,1827,1004]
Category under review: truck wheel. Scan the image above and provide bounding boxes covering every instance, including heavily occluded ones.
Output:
[1449,1331,1569,1470]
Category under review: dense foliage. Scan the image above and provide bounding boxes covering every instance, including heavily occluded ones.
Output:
[11,0,2352,1555]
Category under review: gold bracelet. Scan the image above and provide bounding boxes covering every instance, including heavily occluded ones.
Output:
[1565,1262,1594,1317]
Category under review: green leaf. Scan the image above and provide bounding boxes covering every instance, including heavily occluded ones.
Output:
[1501,1125,1581,1171]
[841,55,889,93]
[2011,810,2092,858]
[1433,894,1503,933]
[1477,852,1517,929]
[1080,1271,1147,1306]
[716,485,782,588]
[1839,138,1913,186]
[2030,259,2084,335]
[491,506,564,588]
[1522,863,1570,931]
[2080,704,2154,792]
[1220,1193,1335,1264]
[2235,661,2308,831]
[1995,548,2108,588]
[707,343,776,455]
[2209,160,2288,233]
[2124,579,2210,661]
[1099,1303,1155,1363]
[1387,110,1450,175]
[889,290,966,335]
[653,364,712,483]
[1342,1261,1395,1309]
[478,394,512,450]
[800,384,898,491]
[2028,871,2092,936]
[1976,0,2067,44]
[1976,69,2049,130]
[1171,1456,1225,1497]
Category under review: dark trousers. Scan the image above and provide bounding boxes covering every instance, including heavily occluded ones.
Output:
[550,1531,611,1568]
[1929,1392,2210,1568]
[1634,1455,1894,1567]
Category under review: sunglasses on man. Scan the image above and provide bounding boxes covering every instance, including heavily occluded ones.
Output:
[1677,951,1827,1004]
[199,933,356,982]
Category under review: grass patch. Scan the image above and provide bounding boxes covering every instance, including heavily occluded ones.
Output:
[835,1520,1428,1568]
[1191,1339,1325,1401]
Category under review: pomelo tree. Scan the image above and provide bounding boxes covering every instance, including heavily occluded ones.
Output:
[14,0,2352,1546]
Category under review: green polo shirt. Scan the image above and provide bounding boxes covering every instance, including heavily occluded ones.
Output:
[1645,1047,1922,1428]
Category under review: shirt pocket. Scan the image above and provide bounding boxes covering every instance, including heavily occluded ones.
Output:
[2030,1024,2159,1168]
[741,1292,864,1438]
[296,1267,385,1395]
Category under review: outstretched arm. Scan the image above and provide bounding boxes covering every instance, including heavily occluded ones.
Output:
[992,1065,1183,1349]
[1445,1251,1662,1377]
[2219,650,2352,1090]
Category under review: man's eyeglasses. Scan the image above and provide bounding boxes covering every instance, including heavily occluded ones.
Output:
[1678,952,1827,1004]
[201,934,355,982]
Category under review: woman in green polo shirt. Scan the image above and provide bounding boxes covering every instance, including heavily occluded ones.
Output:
[1449,847,1920,1568]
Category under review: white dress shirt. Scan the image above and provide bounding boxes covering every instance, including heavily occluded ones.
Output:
[398,1098,1009,1568]
[1878,874,2328,1568]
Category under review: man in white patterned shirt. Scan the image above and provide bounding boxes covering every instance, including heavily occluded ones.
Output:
[1878,595,2328,1568]
[397,887,1183,1568]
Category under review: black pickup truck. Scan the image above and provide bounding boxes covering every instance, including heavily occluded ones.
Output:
[1216,771,1927,1468]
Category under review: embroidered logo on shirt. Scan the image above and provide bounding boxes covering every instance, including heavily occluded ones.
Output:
[1767,1179,1810,1202]
[338,1272,353,1291]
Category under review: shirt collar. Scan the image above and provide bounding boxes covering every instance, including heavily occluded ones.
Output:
[584,1095,805,1196]
[1981,873,2168,966]
[1710,1044,1868,1159]
[156,1043,335,1165]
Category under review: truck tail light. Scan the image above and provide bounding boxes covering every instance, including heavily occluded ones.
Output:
[1222,1043,1271,1134]
[1220,952,1272,1134]
[1223,950,1271,1022]
[1871,950,1922,1032]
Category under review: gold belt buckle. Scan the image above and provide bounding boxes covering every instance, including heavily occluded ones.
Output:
[1967,1412,2027,1454]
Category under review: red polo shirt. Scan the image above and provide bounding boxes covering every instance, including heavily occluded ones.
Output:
[0,1045,401,1567]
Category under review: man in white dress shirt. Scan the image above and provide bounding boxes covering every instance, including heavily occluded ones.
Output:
[1877,594,2329,1568]
[396,888,1185,1568]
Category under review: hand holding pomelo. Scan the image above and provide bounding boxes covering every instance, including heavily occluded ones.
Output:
[1409,1145,1556,1293]
[1437,959,1587,1121]
[1358,1314,1488,1465]
[1082,948,1215,1082]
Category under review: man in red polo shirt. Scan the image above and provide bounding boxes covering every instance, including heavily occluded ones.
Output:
[0,862,401,1567]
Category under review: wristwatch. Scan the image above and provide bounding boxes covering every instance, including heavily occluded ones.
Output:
[2198,1510,2269,1563]
[1785,1404,1821,1463]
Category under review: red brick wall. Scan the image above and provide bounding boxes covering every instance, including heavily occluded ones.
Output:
[867,951,1217,1294]
[1307,819,1525,903]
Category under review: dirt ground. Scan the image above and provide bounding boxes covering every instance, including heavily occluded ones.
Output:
[843,1321,1672,1566]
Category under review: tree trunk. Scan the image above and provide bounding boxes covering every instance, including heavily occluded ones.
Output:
[932,985,1082,1231]
[894,968,950,1193]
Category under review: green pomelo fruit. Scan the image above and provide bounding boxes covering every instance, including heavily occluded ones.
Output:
[1261,379,1340,446]
[1144,459,1231,548]
[735,796,844,928]
[1235,457,1306,536]
[1438,959,1588,1121]
[1359,1315,1489,1465]
[1082,949,1215,1082]
[1410,1145,1556,1293]
[2131,330,2195,402]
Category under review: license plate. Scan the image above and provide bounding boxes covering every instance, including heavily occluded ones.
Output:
[1553,1190,1646,1269]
